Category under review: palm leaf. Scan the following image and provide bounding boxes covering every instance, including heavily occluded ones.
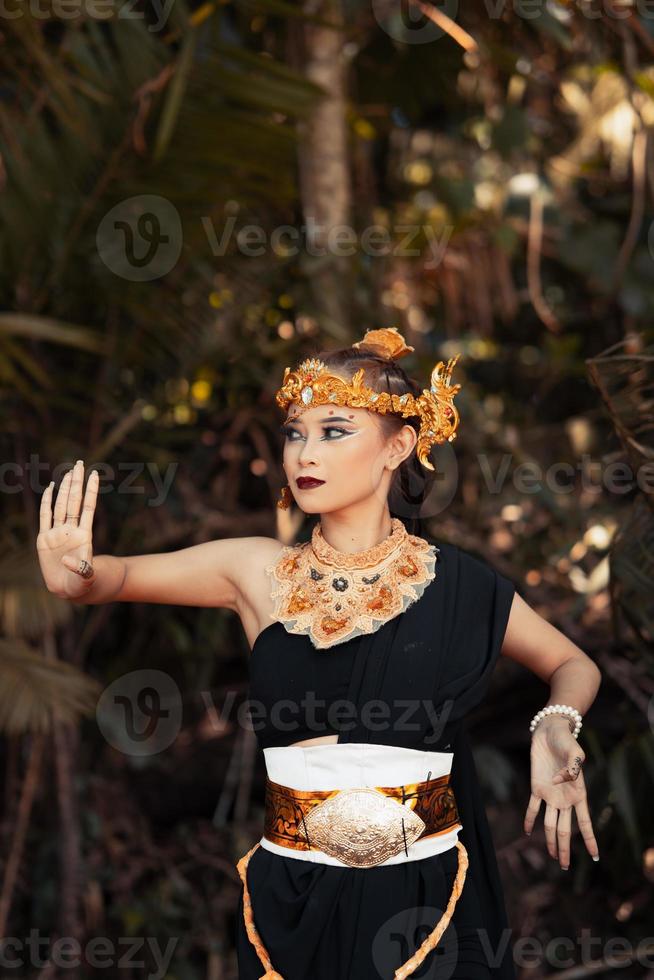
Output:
[0,549,74,640]
[0,315,107,353]
[587,341,654,652]
[607,742,641,862]
[609,497,654,649]
[0,638,101,735]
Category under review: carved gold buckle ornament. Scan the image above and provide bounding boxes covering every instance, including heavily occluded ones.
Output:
[296,786,426,867]
[263,772,460,869]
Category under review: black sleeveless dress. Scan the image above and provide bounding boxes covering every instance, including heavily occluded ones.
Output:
[236,538,517,980]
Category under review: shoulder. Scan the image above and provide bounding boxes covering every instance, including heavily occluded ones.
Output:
[228,535,299,606]
[233,536,289,579]
[431,539,516,616]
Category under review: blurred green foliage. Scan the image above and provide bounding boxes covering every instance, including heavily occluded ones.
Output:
[2,0,654,975]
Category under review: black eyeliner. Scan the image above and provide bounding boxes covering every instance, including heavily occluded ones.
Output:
[279,423,352,437]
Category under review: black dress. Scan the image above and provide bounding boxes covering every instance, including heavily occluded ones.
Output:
[236,538,517,980]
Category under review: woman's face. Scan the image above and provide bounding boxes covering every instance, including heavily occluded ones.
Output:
[280,400,414,514]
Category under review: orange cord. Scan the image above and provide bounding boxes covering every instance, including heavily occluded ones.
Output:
[236,843,284,979]
[236,839,469,980]
[394,839,469,978]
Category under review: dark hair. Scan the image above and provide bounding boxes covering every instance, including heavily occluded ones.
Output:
[313,344,436,539]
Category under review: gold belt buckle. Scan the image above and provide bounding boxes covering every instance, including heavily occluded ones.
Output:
[296,786,426,868]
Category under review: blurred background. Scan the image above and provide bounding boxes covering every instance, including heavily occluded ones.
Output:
[2,0,654,976]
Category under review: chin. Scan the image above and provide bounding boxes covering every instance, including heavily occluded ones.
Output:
[312,498,358,515]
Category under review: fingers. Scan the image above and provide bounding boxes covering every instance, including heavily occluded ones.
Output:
[39,481,55,533]
[543,803,559,860]
[50,461,96,531]
[557,806,572,870]
[78,469,99,536]
[574,797,600,862]
[52,469,74,527]
[523,792,542,836]
[64,460,84,526]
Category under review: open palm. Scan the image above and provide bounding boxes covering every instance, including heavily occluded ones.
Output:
[36,460,99,599]
[524,718,599,870]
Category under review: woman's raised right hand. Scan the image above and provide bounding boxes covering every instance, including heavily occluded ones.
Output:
[37,460,100,599]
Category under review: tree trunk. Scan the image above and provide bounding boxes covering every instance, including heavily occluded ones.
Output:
[293,0,354,338]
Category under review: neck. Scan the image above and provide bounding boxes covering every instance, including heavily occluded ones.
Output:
[317,505,395,555]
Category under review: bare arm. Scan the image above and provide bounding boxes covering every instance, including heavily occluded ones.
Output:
[501,592,602,715]
[37,460,277,610]
[71,537,272,609]
[503,593,602,868]
[69,554,127,604]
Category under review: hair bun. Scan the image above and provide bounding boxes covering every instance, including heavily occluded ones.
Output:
[352,326,415,361]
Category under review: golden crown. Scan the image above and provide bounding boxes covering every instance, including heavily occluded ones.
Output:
[273,327,461,471]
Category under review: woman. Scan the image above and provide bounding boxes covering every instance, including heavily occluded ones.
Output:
[37,327,601,980]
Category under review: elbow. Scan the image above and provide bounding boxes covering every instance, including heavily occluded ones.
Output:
[577,658,602,699]
[582,653,602,689]
[549,651,602,689]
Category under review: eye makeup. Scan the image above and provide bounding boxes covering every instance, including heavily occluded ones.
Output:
[279,423,352,440]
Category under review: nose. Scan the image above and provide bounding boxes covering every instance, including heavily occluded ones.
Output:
[297,434,319,467]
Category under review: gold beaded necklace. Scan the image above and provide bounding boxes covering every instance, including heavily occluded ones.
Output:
[264,518,438,649]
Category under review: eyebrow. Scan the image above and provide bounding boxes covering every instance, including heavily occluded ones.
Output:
[284,416,356,425]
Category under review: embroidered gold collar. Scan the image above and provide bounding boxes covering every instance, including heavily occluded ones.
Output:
[264,518,439,649]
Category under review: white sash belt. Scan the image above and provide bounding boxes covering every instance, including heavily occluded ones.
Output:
[260,742,462,867]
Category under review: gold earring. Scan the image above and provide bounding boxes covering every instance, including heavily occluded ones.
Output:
[277,484,293,509]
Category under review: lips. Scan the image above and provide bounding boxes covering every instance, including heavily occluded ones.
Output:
[296,477,325,489]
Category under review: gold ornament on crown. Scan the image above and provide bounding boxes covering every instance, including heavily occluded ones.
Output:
[274,327,461,480]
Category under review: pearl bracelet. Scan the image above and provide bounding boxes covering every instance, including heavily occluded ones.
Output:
[529,703,582,739]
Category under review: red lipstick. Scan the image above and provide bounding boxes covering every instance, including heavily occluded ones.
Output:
[296,477,325,489]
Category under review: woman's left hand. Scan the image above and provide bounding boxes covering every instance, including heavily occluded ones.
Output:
[524,716,600,869]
